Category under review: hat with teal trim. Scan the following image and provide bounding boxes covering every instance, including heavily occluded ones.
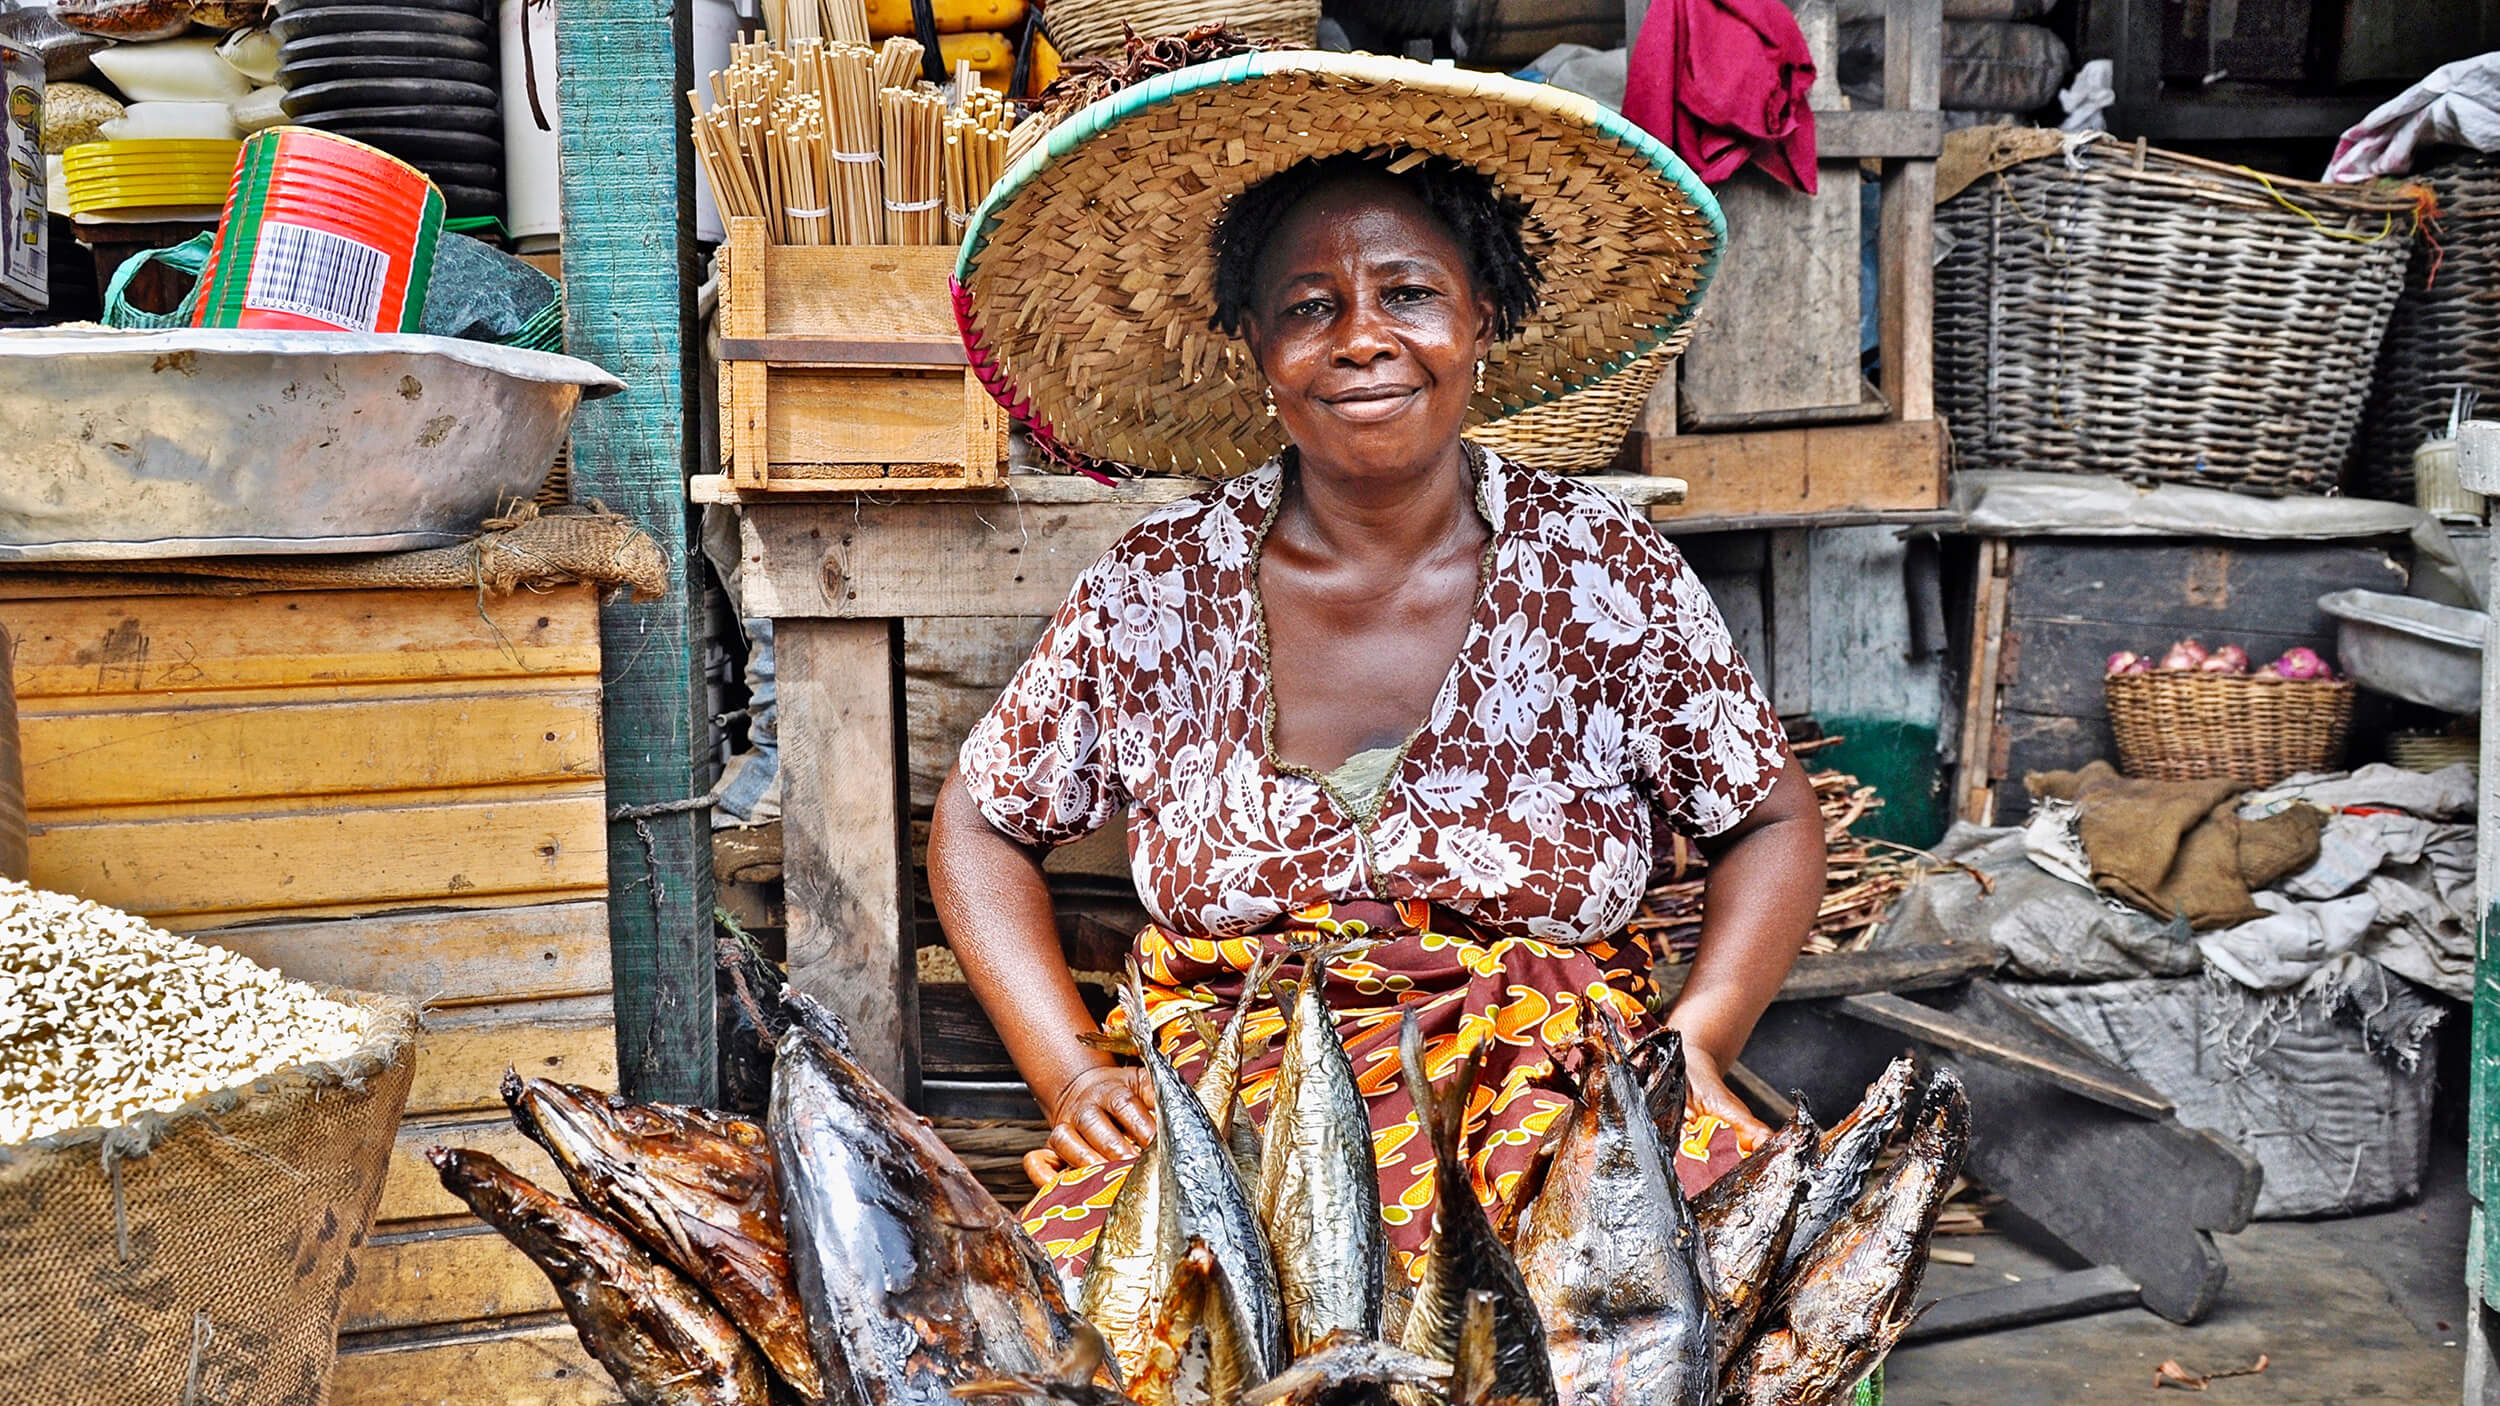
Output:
[952,50,1726,477]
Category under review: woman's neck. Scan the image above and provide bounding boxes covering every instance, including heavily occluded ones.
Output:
[1278,440,1483,564]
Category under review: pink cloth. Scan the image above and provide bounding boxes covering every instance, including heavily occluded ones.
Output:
[1623,0,1821,194]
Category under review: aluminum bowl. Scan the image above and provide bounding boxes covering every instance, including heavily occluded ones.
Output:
[0,327,624,559]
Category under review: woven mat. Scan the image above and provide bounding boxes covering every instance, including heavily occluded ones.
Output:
[22,503,669,600]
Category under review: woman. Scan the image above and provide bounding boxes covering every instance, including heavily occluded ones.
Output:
[934,53,1825,1280]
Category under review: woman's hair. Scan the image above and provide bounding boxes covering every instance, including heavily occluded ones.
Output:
[1207,150,1543,341]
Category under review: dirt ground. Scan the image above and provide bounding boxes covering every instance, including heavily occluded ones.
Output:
[1885,1139,2468,1404]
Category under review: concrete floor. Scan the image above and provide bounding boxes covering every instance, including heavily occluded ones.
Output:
[1887,1139,2469,1404]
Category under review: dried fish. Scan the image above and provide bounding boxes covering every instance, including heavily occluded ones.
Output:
[1515,1013,1718,1406]
[1256,952,1388,1356]
[1395,1010,1554,1406]
[508,1074,824,1403]
[1119,967,1290,1382]
[1087,956,1282,1387]
[771,989,1107,1405]
[1778,1059,1918,1283]
[952,1322,1134,1406]
[1130,1240,1268,1406]
[429,1146,770,1406]
[1724,1071,1969,1406]
[1691,1112,1819,1378]
[1241,1333,1451,1406]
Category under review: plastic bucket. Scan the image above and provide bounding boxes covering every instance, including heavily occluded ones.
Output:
[191,127,445,332]
[500,0,734,246]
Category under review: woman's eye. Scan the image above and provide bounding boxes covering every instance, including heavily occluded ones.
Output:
[1386,285,1437,304]
[1284,297,1331,318]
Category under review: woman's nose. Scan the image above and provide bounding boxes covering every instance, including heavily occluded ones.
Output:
[1332,299,1400,365]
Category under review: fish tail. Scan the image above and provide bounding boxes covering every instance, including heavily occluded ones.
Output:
[1398,1006,1473,1174]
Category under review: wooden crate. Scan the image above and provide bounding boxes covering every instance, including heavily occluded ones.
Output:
[0,577,626,1405]
[719,216,1006,492]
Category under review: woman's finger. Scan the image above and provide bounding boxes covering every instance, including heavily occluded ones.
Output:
[1024,1147,1064,1188]
[1075,1104,1140,1162]
[1048,1123,1105,1170]
[1108,1086,1159,1147]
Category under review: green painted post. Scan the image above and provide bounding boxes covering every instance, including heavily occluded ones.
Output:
[557,0,719,1103]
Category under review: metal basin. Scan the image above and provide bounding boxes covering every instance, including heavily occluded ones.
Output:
[0,328,624,559]
[2316,588,2484,715]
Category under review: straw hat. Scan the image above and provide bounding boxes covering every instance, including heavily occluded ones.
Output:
[952,49,1726,477]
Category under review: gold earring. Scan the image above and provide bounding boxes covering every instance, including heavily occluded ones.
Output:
[1264,387,1276,419]
[1474,359,1486,394]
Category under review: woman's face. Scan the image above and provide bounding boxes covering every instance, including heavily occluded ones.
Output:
[1242,172,1496,478]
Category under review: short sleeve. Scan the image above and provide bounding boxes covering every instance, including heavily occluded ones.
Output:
[1632,538,1789,839]
[955,569,1125,847]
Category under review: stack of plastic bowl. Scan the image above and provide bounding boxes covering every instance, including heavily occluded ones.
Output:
[59,138,241,220]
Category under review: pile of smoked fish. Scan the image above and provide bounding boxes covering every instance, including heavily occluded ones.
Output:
[434,961,1969,1406]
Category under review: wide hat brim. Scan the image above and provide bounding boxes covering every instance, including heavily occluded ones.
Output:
[952,50,1727,477]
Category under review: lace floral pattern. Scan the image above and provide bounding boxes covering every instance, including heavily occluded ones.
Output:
[957,450,1789,943]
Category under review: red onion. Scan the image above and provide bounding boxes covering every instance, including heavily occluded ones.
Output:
[2272,647,2332,682]
[2106,650,2144,675]
[2158,639,2207,671]
[2200,645,2249,674]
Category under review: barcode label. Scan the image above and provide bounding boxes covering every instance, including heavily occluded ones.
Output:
[243,222,392,330]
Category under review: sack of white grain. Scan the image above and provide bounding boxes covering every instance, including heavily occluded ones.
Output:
[0,881,417,1406]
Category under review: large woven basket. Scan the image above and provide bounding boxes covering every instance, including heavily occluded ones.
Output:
[1469,325,1689,474]
[2350,151,2500,500]
[1934,136,2419,496]
[2106,672,2354,785]
[1043,0,1317,60]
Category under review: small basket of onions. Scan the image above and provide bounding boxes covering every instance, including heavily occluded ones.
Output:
[2104,639,2354,785]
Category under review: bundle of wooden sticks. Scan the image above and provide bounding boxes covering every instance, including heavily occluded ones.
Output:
[1632,748,1973,961]
[691,34,1017,246]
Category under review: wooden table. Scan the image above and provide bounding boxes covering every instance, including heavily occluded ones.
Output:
[695,471,1686,1096]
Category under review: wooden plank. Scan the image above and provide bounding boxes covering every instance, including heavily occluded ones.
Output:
[30,785,609,925]
[739,477,1693,619]
[1957,538,2010,825]
[778,618,919,1098]
[343,1222,563,1334]
[409,997,619,1117]
[1766,528,1811,716]
[1812,107,1943,159]
[697,472,1687,508]
[334,1320,621,1406]
[1875,0,1940,424]
[903,616,1051,814]
[759,243,957,341]
[201,901,613,1006]
[1744,998,2259,1324]
[767,368,982,466]
[724,218,771,491]
[1643,419,1945,523]
[378,1116,569,1227]
[1902,1265,2143,1343]
[19,688,602,811]
[1652,942,1998,1007]
[718,336,969,365]
[559,0,718,1105]
[0,586,601,701]
[1835,990,2173,1119]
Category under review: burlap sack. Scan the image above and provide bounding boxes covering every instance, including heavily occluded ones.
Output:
[0,996,417,1406]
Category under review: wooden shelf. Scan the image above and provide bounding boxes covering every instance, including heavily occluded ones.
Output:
[692,471,1688,508]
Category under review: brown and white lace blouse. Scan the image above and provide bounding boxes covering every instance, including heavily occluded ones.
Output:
[957,449,1789,944]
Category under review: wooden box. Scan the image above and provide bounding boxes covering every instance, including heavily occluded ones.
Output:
[719,216,1006,492]
[0,577,624,1404]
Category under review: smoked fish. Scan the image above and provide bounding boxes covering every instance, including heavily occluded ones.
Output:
[429,1146,771,1406]
[1777,1058,1917,1284]
[1691,1111,1818,1378]
[1255,952,1388,1356]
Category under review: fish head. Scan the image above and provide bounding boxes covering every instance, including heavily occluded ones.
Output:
[425,1146,600,1284]
[1913,1068,1971,1169]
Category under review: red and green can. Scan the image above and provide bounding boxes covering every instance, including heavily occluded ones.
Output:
[191,127,444,333]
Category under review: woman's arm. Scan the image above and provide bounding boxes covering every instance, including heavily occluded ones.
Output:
[928,769,1156,1185]
[1665,753,1824,1146]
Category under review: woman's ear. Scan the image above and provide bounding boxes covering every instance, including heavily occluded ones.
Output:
[1471,294,1497,360]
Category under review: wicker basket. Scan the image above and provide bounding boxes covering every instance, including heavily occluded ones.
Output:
[2351,151,2500,500]
[2106,671,2355,785]
[1934,136,2419,496]
[1468,326,1688,474]
[1044,0,1318,60]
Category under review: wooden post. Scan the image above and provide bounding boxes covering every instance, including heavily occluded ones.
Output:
[777,618,921,1100]
[1876,0,1940,424]
[558,0,717,1102]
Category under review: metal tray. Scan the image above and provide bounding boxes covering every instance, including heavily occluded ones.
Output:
[2316,589,2484,715]
[0,328,623,560]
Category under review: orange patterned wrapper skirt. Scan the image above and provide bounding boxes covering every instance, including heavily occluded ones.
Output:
[1020,900,1746,1284]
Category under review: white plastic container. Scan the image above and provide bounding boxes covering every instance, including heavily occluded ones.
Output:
[500,0,735,248]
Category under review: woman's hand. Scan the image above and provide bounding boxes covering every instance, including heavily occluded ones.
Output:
[1680,1040,1771,1153]
[1024,1063,1159,1189]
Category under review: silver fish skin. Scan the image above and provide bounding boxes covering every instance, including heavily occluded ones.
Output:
[1121,972,1290,1383]
[1394,1011,1554,1406]
[1515,1015,1718,1406]
[770,993,1105,1406]
[1724,1071,1970,1406]
[1776,1057,1918,1282]
[1240,1333,1452,1406]
[428,1146,771,1406]
[1255,953,1388,1357]
[1691,1111,1819,1378]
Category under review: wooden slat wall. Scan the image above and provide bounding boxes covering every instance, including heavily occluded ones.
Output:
[0,581,625,1404]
